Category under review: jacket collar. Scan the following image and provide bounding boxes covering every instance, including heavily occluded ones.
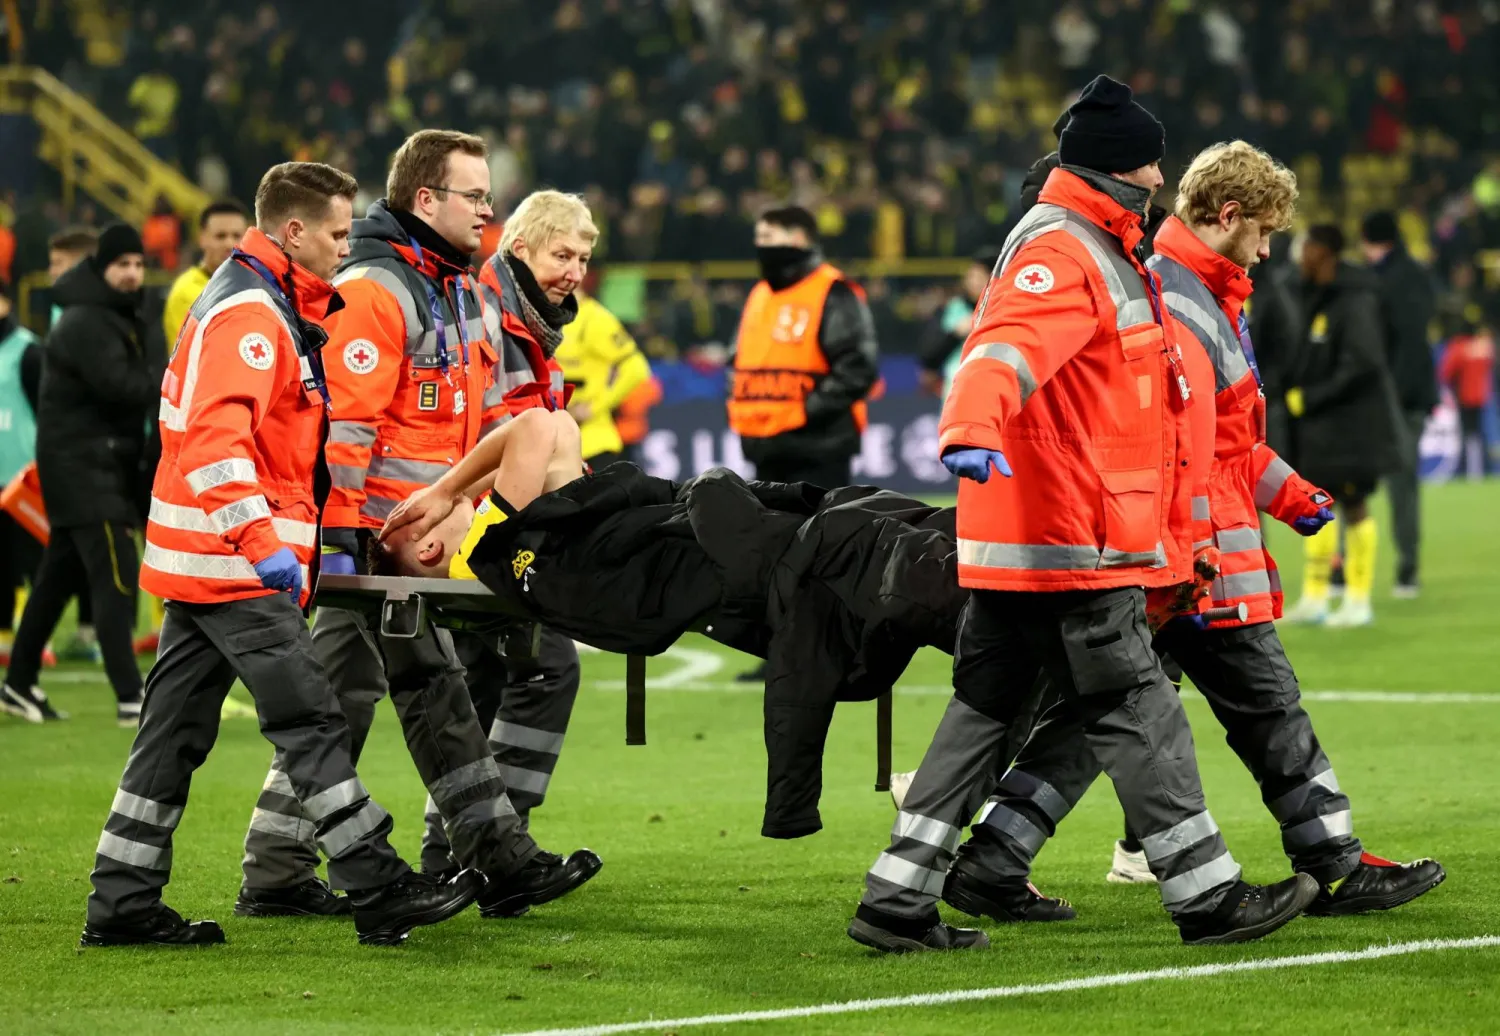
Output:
[1037,168,1145,258]
[349,200,472,281]
[1153,216,1253,310]
[237,228,341,322]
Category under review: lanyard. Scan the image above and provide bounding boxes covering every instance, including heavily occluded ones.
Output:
[232,249,334,415]
[1145,268,1192,408]
[408,239,471,374]
[1236,312,1264,388]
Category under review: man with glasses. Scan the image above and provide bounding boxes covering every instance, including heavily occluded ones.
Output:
[235,130,600,921]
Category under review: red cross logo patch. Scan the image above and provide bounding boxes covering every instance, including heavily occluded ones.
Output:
[1013,263,1055,294]
[343,339,379,375]
[238,333,274,371]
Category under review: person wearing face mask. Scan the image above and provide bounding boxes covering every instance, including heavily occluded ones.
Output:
[849,76,1318,954]
[0,224,158,727]
[235,141,600,921]
[82,161,487,950]
[728,205,880,491]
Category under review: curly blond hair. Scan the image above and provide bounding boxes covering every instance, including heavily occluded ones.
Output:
[1175,141,1298,232]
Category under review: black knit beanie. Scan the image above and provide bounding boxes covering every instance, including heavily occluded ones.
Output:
[1058,75,1165,174]
[91,222,145,271]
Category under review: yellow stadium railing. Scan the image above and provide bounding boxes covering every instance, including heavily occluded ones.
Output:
[0,65,209,228]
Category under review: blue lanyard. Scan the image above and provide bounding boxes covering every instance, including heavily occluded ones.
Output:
[1236,312,1264,388]
[408,239,470,374]
[232,249,333,415]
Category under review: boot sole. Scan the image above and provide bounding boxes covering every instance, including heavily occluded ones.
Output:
[234,900,352,918]
[1182,874,1320,946]
[1106,869,1158,885]
[944,880,1076,923]
[357,886,481,946]
[846,917,990,954]
[79,926,226,948]
[479,854,603,919]
[1306,865,1447,917]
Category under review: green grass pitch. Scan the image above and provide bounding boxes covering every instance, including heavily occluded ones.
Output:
[2,480,1498,1034]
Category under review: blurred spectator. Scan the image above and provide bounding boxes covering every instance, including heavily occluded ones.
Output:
[1438,317,1496,479]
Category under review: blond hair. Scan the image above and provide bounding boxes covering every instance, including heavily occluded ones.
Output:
[387,129,487,212]
[1175,141,1298,232]
[500,190,598,256]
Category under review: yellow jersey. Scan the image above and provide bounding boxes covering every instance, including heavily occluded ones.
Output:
[163,265,211,347]
[554,293,651,459]
[448,492,512,580]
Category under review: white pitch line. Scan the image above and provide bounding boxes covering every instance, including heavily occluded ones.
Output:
[590,679,1500,703]
[495,936,1500,1036]
[650,646,725,688]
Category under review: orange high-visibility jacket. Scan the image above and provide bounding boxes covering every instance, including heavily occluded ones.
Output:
[477,252,571,432]
[141,228,334,607]
[727,263,869,439]
[322,204,498,530]
[939,168,1214,593]
[1151,217,1332,626]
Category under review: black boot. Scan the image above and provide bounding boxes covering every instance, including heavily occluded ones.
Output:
[478,849,602,919]
[943,859,1077,923]
[350,869,484,946]
[80,904,226,948]
[235,877,352,917]
[1306,853,1445,916]
[847,904,990,954]
[1178,874,1319,946]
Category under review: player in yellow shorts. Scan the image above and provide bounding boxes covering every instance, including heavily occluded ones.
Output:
[373,408,585,577]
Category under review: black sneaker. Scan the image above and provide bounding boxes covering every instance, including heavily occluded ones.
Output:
[80,903,226,948]
[1178,874,1319,945]
[943,860,1077,923]
[351,869,484,946]
[1306,853,1446,916]
[1,683,67,722]
[847,904,989,954]
[478,849,602,919]
[235,877,353,917]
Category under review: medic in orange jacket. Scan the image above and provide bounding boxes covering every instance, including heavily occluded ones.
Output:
[318,203,503,544]
[1149,216,1335,627]
[939,167,1214,594]
[141,227,338,608]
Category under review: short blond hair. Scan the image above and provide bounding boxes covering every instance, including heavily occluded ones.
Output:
[1175,141,1298,232]
[500,190,598,256]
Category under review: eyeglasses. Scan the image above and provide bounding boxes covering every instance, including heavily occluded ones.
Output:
[424,185,494,212]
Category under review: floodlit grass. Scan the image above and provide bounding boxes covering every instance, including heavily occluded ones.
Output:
[2,480,1497,1034]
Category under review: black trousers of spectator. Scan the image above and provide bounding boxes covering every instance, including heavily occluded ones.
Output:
[751,453,852,490]
[4,522,143,702]
[0,512,43,630]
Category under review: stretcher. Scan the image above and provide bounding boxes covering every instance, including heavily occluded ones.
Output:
[315,574,894,790]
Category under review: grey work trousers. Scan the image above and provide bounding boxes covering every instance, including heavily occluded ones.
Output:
[859,588,1241,928]
[962,621,1362,887]
[240,607,576,888]
[88,595,410,925]
[1386,410,1429,584]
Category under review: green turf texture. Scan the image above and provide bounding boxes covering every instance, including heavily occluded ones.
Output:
[2,480,1498,1035]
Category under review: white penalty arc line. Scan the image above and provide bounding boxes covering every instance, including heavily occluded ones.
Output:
[496,936,1500,1036]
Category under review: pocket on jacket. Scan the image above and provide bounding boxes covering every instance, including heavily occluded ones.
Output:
[1098,467,1162,568]
[1058,589,1157,696]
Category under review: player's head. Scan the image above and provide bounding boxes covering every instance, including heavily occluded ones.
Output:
[198,199,250,275]
[501,190,598,304]
[254,162,358,281]
[367,498,476,578]
[388,129,493,255]
[1175,140,1298,269]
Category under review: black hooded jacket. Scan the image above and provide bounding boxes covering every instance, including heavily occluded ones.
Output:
[462,463,967,837]
[35,260,160,528]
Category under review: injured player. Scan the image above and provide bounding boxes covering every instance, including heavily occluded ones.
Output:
[372,407,586,579]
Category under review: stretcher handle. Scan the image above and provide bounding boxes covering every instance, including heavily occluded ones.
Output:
[874,690,892,792]
[625,654,647,746]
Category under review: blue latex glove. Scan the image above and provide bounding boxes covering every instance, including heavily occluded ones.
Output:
[254,547,303,596]
[1291,506,1336,536]
[321,550,357,576]
[942,446,1012,483]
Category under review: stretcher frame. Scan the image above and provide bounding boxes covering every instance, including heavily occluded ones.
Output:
[316,574,893,790]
